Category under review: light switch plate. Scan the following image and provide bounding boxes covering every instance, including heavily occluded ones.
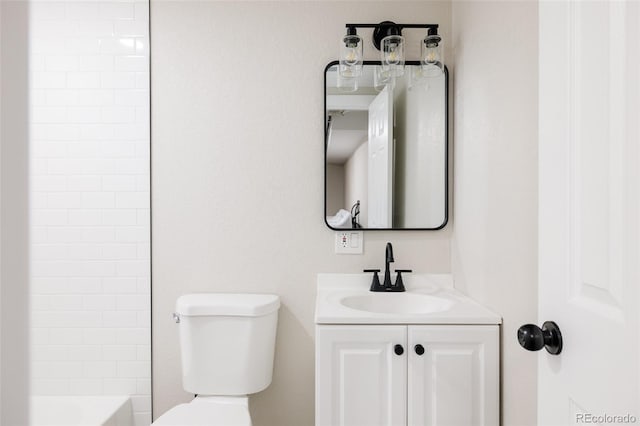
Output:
[335,231,363,254]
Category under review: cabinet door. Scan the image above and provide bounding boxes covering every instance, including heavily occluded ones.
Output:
[316,325,407,426]
[407,325,499,426]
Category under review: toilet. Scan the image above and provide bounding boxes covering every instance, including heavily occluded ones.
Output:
[152,293,280,426]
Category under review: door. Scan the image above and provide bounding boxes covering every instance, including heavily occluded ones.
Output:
[368,85,394,228]
[538,1,639,424]
[316,325,406,426]
[407,325,499,426]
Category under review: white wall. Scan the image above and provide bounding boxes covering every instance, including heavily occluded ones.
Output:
[451,2,538,425]
[394,73,446,228]
[151,2,452,424]
[28,2,151,425]
[1,1,30,424]
[344,141,368,226]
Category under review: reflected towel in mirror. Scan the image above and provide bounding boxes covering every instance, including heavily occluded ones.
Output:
[327,209,352,228]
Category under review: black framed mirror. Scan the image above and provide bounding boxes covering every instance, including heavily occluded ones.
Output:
[324,60,448,230]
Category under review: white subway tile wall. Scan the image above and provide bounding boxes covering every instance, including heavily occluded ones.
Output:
[29,1,151,425]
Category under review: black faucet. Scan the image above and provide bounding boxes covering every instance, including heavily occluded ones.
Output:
[383,242,394,288]
[364,242,411,292]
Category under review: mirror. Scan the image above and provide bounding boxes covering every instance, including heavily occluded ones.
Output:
[324,61,448,230]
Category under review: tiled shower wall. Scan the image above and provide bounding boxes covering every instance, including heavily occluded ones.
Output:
[28,2,150,424]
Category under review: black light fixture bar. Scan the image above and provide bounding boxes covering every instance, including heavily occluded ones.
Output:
[345,23,439,30]
[344,21,439,50]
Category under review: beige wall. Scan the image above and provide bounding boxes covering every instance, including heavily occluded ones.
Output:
[451,2,539,425]
[151,2,452,424]
[152,2,541,424]
[325,164,344,216]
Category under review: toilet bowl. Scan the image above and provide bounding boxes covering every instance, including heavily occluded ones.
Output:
[151,293,280,426]
[152,396,251,426]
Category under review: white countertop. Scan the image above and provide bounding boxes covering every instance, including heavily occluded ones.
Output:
[315,273,502,325]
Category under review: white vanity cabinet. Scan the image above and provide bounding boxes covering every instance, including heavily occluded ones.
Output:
[316,325,408,426]
[406,325,499,426]
[315,324,499,426]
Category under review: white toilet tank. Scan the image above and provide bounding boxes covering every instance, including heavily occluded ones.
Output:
[175,293,280,396]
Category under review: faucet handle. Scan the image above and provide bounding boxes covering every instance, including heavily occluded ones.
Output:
[364,269,384,292]
[393,269,412,292]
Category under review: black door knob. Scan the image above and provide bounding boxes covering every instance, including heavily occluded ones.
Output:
[517,321,563,355]
[414,344,425,355]
[394,344,404,355]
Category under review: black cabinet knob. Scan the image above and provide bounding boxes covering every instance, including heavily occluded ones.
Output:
[414,344,425,355]
[517,321,563,355]
[394,344,404,355]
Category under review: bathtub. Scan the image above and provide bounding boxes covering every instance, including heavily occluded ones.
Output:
[31,396,133,426]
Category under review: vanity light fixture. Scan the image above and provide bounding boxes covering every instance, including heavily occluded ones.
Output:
[339,27,363,79]
[339,21,443,80]
[380,34,405,78]
[422,27,444,77]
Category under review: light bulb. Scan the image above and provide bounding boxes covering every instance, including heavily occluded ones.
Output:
[424,48,438,64]
[387,47,400,64]
[344,47,358,64]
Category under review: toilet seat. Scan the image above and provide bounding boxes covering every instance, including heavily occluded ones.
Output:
[151,396,251,426]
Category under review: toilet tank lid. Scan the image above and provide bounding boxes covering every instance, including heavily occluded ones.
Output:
[176,293,280,317]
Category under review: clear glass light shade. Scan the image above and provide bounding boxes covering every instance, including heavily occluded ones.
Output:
[407,66,430,91]
[421,34,444,77]
[337,73,358,92]
[339,34,363,78]
[374,66,390,91]
[380,35,405,78]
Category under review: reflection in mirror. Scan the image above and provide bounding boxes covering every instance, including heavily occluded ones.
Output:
[325,61,447,230]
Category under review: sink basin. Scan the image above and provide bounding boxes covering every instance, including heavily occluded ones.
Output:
[340,292,453,315]
[315,274,502,324]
